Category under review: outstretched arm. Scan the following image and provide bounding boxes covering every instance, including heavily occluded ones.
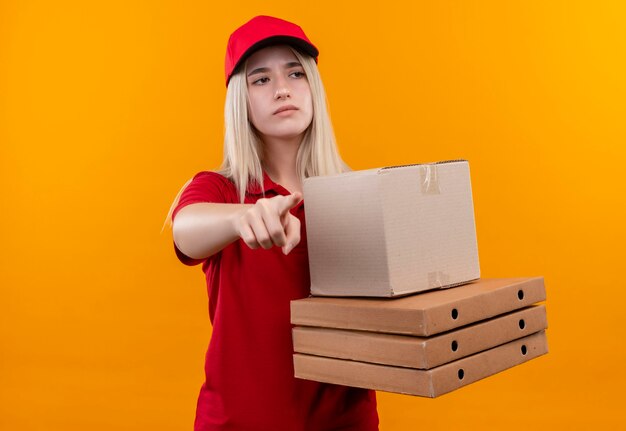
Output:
[173,192,303,259]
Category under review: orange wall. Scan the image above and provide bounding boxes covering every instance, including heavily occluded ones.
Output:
[1,1,624,429]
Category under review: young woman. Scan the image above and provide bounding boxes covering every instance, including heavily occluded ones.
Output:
[167,16,379,431]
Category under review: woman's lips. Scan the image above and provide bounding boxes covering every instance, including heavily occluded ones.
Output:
[273,105,298,115]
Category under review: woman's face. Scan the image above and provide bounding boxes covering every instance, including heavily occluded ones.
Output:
[245,45,313,142]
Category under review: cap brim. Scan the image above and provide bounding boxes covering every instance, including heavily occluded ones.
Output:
[230,36,318,80]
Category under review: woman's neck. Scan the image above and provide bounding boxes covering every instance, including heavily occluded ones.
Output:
[261,134,303,194]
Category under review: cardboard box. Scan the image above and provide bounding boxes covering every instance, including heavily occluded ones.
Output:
[303,160,480,297]
[294,330,548,397]
[293,305,547,369]
[291,277,546,336]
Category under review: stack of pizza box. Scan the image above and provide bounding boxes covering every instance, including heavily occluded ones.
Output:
[290,161,548,397]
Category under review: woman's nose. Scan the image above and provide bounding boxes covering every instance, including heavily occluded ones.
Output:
[274,86,290,99]
[273,77,291,99]
[274,87,290,99]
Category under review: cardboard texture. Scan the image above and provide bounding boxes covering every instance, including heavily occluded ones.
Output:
[291,277,546,336]
[303,160,480,297]
[294,330,548,398]
[293,305,547,369]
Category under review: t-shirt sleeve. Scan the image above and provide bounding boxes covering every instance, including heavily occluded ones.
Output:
[171,171,235,266]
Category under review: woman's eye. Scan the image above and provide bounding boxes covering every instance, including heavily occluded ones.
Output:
[290,71,305,78]
[252,77,269,85]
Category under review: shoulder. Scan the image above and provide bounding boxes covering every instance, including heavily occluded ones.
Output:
[186,171,237,197]
[172,170,238,221]
[190,170,234,186]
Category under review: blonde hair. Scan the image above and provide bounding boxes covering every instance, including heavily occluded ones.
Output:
[162,46,347,231]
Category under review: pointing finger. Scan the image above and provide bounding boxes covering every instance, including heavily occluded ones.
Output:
[278,192,303,215]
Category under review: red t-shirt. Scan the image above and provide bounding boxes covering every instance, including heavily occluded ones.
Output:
[172,171,379,431]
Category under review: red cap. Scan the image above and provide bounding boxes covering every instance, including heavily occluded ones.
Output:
[225,16,319,86]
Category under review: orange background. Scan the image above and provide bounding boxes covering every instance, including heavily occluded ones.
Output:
[1,1,625,429]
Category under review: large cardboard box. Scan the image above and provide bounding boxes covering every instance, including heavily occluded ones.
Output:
[294,330,548,397]
[293,305,547,369]
[303,160,480,297]
[291,277,546,336]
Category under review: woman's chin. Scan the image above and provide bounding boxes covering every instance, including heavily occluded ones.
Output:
[259,129,308,142]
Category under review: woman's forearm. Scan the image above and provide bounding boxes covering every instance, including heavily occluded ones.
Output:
[172,203,253,260]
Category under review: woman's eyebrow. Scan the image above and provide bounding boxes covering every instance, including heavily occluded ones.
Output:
[247,67,270,77]
[247,62,303,77]
[284,61,302,68]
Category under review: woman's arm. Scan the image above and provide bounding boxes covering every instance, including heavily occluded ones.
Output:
[172,202,251,260]
[172,193,302,260]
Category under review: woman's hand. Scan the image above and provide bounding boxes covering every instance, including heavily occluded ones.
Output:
[233,192,303,255]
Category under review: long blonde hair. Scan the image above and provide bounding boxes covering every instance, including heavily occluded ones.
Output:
[162,46,347,231]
